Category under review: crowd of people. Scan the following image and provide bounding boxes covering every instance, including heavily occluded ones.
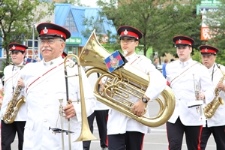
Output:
[0,22,224,150]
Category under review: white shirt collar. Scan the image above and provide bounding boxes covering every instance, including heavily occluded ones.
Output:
[179,58,193,67]
[125,53,137,62]
[12,62,24,71]
[43,57,63,66]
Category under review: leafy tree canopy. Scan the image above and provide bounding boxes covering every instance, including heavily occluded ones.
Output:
[97,0,202,60]
[0,0,53,66]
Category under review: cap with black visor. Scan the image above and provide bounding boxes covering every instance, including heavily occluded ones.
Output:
[173,35,194,49]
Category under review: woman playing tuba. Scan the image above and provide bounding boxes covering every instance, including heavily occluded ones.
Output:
[80,26,175,150]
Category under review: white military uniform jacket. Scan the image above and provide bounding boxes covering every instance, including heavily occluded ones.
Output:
[166,58,214,126]
[107,53,166,135]
[206,63,225,127]
[1,63,27,121]
[20,57,96,150]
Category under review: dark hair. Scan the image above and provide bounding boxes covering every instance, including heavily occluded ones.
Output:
[120,36,138,41]
[164,59,168,63]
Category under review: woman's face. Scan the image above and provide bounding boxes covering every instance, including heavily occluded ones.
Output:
[120,37,138,56]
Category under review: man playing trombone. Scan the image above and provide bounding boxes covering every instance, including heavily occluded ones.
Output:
[18,22,96,150]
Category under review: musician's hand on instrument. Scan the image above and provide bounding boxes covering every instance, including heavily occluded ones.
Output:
[63,102,76,119]
[131,100,146,117]
[196,92,205,103]
[17,78,25,88]
[217,82,225,91]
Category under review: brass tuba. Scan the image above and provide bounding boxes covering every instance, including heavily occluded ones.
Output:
[79,31,175,127]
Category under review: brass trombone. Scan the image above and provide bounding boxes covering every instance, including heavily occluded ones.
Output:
[63,54,96,144]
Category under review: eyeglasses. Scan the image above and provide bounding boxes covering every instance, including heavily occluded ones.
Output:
[40,38,64,45]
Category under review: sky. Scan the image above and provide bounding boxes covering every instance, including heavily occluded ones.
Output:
[80,0,98,7]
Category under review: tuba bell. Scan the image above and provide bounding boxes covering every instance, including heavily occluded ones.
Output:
[79,31,175,127]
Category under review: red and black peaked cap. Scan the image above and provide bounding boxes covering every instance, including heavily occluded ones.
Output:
[8,42,28,52]
[36,22,71,40]
[117,25,143,40]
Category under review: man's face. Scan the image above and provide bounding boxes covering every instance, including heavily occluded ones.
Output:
[120,37,138,56]
[10,51,25,65]
[40,37,65,62]
[201,53,216,69]
[176,44,192,62]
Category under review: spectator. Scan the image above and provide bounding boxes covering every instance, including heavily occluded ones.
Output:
[162,59,168,78]
[153,57,159,69]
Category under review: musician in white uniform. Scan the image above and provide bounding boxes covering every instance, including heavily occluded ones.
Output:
[199,45,225,150]
[0,78,3,108]
[1,43,27,150]
[107,26,166,150]
[166,35,214,150]
[19,23,96,150]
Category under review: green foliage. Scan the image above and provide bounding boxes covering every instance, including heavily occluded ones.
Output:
[198,0,225,65]
[0,0,53,67]
[192,49,201,62]
[102,42,120,52]
[98,0,202,58]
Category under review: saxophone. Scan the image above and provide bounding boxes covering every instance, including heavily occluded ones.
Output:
[3,65,25,124]
[3,85,25,124]
[204,65,225,119]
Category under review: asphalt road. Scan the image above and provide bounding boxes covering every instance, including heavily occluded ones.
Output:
[10,99,216,150]
[10,123,215,150]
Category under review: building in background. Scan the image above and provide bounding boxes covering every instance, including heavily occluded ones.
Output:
[54,3,117,55]
[197,0,220,41]
[0,2,117,61]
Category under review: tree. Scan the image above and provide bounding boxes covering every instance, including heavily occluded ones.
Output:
[200,0,225,65]
[97,0,202,59]
[0,0,53,66]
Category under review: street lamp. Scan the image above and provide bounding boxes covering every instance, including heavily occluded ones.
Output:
[32,23,35,61]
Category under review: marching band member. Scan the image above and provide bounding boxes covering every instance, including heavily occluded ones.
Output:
[1,43,27,150]
[199,45,225,150]
[0,78,3,108]
[166,35,214,150]
[19,22,95,150]
[106,25,166,150]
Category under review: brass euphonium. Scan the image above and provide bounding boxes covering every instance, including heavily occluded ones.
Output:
[204,65,224,119]
[63,54,96,143]
[79,31,175,127]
